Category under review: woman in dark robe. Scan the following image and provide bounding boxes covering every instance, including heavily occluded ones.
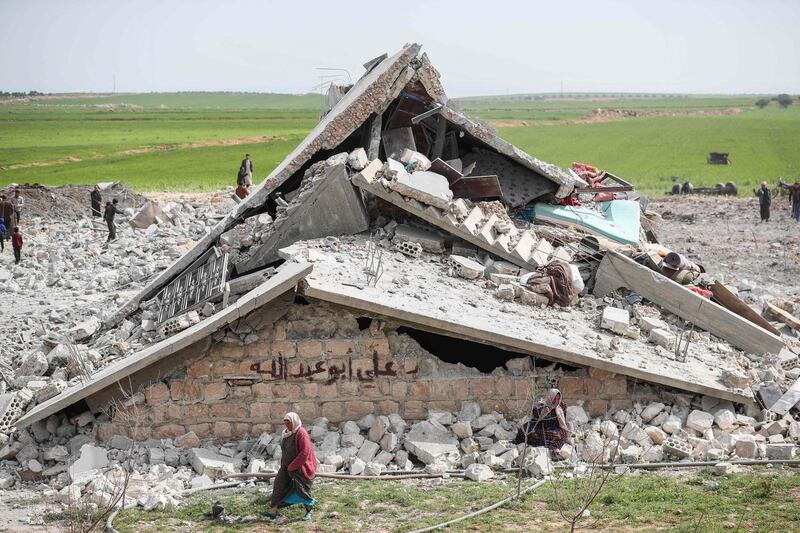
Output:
[262,412,317,521]
[513,388,572,452]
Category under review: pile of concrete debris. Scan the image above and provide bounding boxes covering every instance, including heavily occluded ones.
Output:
[1,398,797,512]
[0,185,238,409]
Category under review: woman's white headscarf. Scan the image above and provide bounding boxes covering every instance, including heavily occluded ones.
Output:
[282,412,302,439]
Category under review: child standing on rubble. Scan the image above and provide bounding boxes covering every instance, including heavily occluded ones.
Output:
[11,227,23,264]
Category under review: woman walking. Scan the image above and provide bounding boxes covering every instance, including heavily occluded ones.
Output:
[262,412,317,522]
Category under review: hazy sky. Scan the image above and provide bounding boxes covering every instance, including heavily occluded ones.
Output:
[1,0,799,96]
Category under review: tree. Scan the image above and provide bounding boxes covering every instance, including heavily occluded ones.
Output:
[776,94,793,108]
[755,98,770,109]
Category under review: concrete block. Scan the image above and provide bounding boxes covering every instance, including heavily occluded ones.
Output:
[347,148,369,171]
[649,328,676,350]
[393,224,446,253]
[663,437,691,458]
[686,410,715,432]
[388,169,453,210]
[566,405,589,426]
[450,255,485,280]
[399,149,432,171]
[404,420,459,465]
[464,463,494,481]
[713,409,737,431]
[734,435,757,458]
[601,307,630,335]
[638,316,668,333]
[68,444,109,483]
[765,443,796,460]
[188,448,238,479]
[356,440,380,463]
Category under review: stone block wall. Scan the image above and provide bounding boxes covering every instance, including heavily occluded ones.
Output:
[96,300,640,441]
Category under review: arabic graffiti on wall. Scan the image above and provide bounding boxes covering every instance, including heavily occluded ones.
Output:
[248,353,418,385]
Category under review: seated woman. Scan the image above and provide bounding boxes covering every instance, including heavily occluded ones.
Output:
[513,388,572,452]
[262,412,317,521]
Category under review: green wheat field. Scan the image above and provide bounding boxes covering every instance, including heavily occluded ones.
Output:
[1,92,798,194]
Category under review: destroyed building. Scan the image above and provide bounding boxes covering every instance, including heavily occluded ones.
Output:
[5,44,799,459]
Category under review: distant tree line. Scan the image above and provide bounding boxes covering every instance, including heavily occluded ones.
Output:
[0,90,48,98]
[755,94,796,109]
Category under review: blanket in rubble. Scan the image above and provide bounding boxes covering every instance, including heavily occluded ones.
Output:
[525,260,573,306]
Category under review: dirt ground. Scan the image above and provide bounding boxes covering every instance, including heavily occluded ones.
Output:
[650,194,800,302]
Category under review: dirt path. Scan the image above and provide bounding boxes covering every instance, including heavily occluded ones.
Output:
[489,107,743,128]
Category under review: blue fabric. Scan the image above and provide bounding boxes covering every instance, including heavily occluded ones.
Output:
[282,490,316,507]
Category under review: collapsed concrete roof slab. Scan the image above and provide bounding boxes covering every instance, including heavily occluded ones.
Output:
[104,44,576,330]
[593,251,784,356]
[16,262,313,429]
[295,242,754,405]
[237,163,369,273]
[296,245,753,404]
[104,45,421,329]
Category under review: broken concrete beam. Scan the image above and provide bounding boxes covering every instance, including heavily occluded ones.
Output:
[638,316,668,333]
[239,164,370,272]
[393,224,446,253]
[387,170,453,210]
[770,378,800,415]
[103,44,422,331]
[766,443,796,460]
[593,251,784,356]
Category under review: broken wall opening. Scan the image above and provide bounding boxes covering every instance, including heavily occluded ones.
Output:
[396,325,579,374]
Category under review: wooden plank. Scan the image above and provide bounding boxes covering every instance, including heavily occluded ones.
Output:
[594,252,784,356]
[710,282,780,336]
[763,302,800,333]
[429,158,463,185]
[16,262,313,429]
[450,175,503,199]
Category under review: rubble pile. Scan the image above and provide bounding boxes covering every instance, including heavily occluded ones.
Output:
[0,398,796,510]
[0,185,240,434]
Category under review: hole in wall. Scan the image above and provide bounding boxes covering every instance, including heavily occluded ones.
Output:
[397,326,578,374]
[356,317,373,331]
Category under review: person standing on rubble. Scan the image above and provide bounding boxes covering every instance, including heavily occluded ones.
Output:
[0,216,5,253]
[238,153,254,187]
[513,388,572,455]
[754,181,772,222]
[11,227,23,265]
[262,412,317,522]
[789,180,800,222]
[103,199,119,242]
[90,185,102,218]
[1,195,16,234]
[10,189,24,223]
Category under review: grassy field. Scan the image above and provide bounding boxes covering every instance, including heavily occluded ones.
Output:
[1,92,798,194]
[104,470,800,532]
